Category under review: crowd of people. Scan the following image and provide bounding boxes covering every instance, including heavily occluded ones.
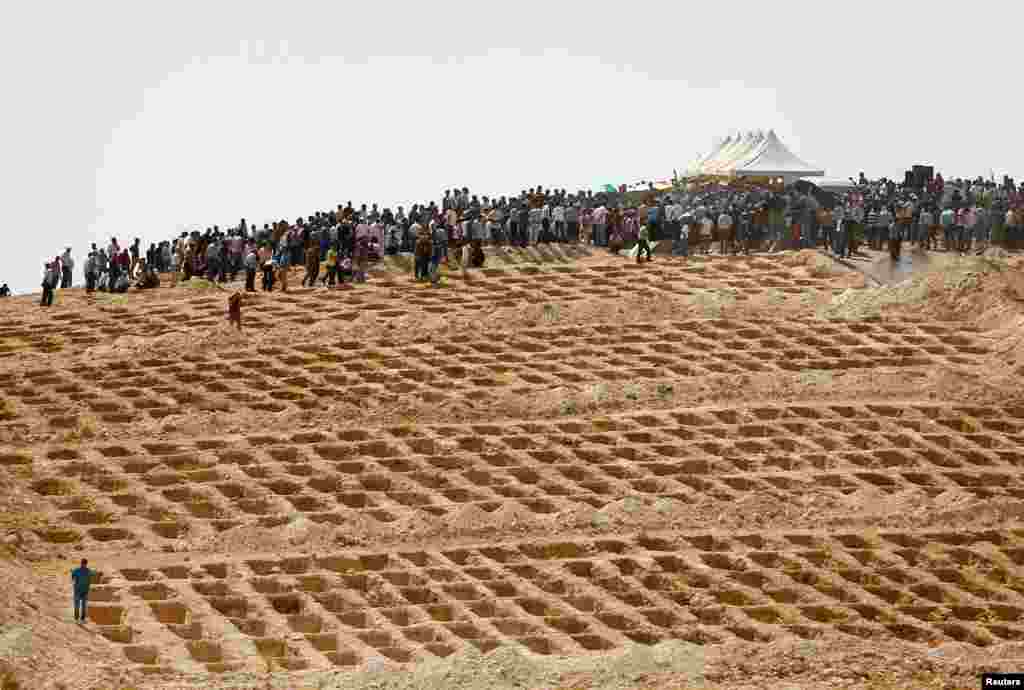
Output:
[30,173,1024,306]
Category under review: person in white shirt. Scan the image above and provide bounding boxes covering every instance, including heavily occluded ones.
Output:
[673,214,691,258]
[668,201,684,243]
[552,204,565,241]
[717,211,733,255]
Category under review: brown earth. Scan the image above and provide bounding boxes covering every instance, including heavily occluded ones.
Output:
[1,245,1023,689]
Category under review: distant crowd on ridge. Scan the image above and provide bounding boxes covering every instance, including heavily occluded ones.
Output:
[28,172,1024,306]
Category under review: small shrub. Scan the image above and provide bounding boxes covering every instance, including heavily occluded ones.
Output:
[559,399,578,416]
[656,383,674,400]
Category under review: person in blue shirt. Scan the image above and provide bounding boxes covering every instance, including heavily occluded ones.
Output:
[71,558,93,623]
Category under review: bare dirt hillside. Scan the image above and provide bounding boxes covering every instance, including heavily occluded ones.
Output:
[1,246,1022,690]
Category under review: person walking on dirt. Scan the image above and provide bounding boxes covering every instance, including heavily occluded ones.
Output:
[72,558,93,623]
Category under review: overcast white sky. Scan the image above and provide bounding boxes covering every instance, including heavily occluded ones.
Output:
[1,1,1021,293]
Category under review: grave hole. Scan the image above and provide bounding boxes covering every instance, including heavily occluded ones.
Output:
[885,623,934,643]
[269,595,304,615]
[326,650,361,666]
[399,587,437,605]
[864,586,905,605]
[39,527,82,544]
[358,629,395,647]
[150,601,189,625]
[485,581,519,598]
[701,553,745,571]
[443,583,483,601]
[596,612,638,630]
[287,614,323,634]
[624,631,663,645]
[131,583,178,601]
[253,638,287,658]
[186,641,223,663]
[910,583,949,603]
[124,645,159,665]
[193,581,233,597]
[31,478,72,496]
[251,578,290,594]
[150,522,189,539]
[98,626,134,644]
[208,597,248,618]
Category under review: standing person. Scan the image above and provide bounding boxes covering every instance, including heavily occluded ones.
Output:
[108,242,121,287]
[891,201,908,260]
[940,205,955,251]
[700,213,714,254]
[962,205,977,253]
[674,214,691,258]
[516,203,529,248]
[60,248,74,288]
[592,203,608,248]
[580,207,593,245]
[84,252,96,293]
[275,239,290,292]
[260,243,274,291]
[227,291,242,332]
[71,558,93,623]
[430,220,447,281]
[129,239,141,279]
[635,223,653,263]
[353,224,370,283]
[40,262,56,307]
[413,221,431,281]
[918,205,934,251]
[831,203,846,257]
[552,201,565,241]
[717,208,733,255]
[302,242,320,287]
[323,245,338,287]
[564,201,579,243]
[243,245,258,292]
[647,201,661,242]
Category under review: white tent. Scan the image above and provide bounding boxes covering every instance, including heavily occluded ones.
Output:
[687,129,824,183]
[732,130,824,183]
[801,176,855,192]
[686,134,732,176]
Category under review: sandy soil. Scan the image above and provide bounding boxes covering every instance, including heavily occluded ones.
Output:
[1,245,1023,689]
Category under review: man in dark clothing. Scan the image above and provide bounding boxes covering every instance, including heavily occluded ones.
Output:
[72,558,93,622]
